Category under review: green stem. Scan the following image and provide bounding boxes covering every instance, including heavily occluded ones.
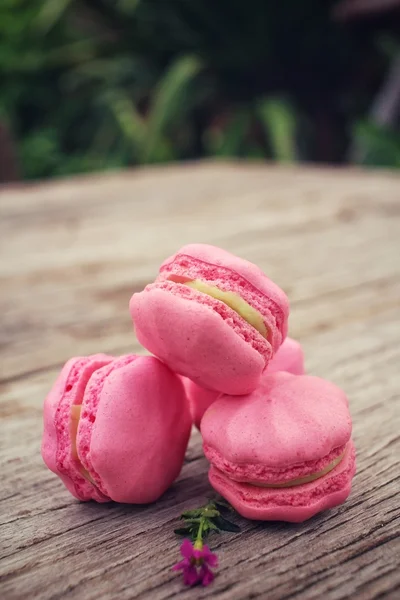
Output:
[194,517,205,550]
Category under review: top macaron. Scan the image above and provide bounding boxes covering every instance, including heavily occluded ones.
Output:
[130,244,289,395]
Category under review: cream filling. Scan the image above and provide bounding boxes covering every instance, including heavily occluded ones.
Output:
[245,450,346,489]
[168,275,267,338]
[70,405,97,486]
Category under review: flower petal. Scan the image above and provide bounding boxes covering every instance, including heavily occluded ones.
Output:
[180,539,195,559]
[202,545,218,567]
[200,565,215,587]
[183,566,199,587]
[172,558,190,572]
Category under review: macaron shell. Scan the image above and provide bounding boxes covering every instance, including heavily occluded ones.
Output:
[182,377,220,429]
[42,354,113,502]
[42,358,77,496]
[85,356,192,503]
[131,287,265,395]
[160,243,289,340]
[76,355,138,496]
[268,337,304,375]
[201,372,351,469]
[186,337,305,429]
[208,440,356,522]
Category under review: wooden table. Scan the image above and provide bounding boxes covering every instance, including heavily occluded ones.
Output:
[1,162,399,600]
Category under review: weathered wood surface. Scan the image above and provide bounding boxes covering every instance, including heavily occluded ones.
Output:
[1,162,399,600]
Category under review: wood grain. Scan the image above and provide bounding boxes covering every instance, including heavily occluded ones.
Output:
[1,162,399,600]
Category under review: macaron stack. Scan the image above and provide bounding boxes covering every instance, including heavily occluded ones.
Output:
[42,243,355,522]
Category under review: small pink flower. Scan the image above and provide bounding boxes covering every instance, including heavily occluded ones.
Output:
[172,539,218,586]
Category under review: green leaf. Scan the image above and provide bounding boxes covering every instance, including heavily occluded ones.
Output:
[203,520,219,532]
[182,517,202,524]
[20,128,60,179]
[211,515,241,533]
[103,90,147,160]
[258,97,297,163]
[352,121,400,168]
[214,500,234,513]
[116,0,141,15]
[34,0,73,33]
[205,108,251,157]
[144,54,202,162]
[201,508,220,519]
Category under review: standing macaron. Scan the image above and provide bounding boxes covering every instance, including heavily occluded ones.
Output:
[184,336,305,429]
[201,372,356,522]
[130,244,289,395]
[42,354,192,503]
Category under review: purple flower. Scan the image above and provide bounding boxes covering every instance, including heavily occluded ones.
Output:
[172,539,218,587]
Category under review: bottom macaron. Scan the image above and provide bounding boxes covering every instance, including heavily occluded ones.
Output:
[201,371,356,522]
[42,354,192,503]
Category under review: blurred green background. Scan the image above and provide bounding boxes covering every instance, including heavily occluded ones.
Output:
[1,0,400,181]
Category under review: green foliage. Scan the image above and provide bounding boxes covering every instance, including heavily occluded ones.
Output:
[353,121,400,168]
[175,500,240,541]
[143,55,202,163]
[0,0,398,179]
[258,98,297,163]
[203,109,252,158]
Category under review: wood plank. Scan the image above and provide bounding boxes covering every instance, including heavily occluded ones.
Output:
[1,162,399,599]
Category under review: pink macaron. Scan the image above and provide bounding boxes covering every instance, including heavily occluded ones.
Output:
[130,244,289,395]
[201,372,356,522]
[42,354,192,503]
[184,337,305,429]
[267,336,304,376]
